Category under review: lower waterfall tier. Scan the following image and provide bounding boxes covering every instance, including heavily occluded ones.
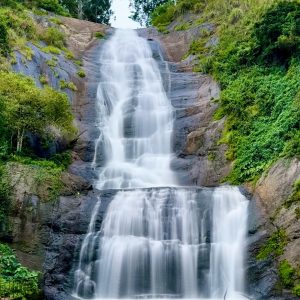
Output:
[73,186,249,300]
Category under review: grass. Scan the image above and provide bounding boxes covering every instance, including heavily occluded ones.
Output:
[42,45,61,54]
[257,229,288,260]
[59,80,77,91]
[278,259,300,296]
[9,153,72,202]
[46,58,57,67]
[39,27,65,49]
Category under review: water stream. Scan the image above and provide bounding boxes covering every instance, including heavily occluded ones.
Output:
[73,29,249,300]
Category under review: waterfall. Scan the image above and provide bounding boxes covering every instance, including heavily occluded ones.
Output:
[92,29,176,189]
[73,29,249,300]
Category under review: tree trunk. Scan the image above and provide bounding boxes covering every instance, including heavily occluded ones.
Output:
[16,128,24,152]
[78,0,83,19]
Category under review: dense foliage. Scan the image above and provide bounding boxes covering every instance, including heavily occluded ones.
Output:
[0,165,10,233]
[129,0,202,27]
[151,0,300,184]
[0,243,41,299]
[0,0,113,24]
[130,0,169,26]
[151,0,202,31]
[59,0,113,24]
[210,0,300,183]
[0,71,75,153]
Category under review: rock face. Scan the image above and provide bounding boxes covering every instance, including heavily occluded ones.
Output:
[3,14,109,276]
[139,30,230,187]
[245,159,300,299]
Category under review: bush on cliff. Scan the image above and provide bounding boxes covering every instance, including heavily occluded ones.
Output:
[0,71,76,153]
[0,243,41,299]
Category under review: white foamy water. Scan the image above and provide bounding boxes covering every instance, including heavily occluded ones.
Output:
[73,29,250,300]
[92,29,176,189]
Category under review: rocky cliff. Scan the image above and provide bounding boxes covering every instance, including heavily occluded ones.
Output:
[4,14,108,276]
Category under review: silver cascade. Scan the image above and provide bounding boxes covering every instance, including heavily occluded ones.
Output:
[73,29,249,300]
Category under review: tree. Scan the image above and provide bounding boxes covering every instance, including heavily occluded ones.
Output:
[60,0,113,24]
[0,71,75,153]
[129,0,169,26]
[82,0,112,23]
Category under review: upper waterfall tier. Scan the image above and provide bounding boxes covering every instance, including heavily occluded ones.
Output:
[93,29,176,189]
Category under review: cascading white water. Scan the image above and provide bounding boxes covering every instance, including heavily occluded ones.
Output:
[74,29,249,300]
[92,29,176,189]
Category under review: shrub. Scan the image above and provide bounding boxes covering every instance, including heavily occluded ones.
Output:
[42,45,61,54]
[285,179,300,207]
[35,0,69,16]
[293,285,300,297]
[0,243,41,299]
[94,31,105,39]
[151,0,204,29]
[63,48,75,59]
[46,58,57,67]
[257,229,288,260]
[59,80,77,91]
[40,27,65,49]
[77,69,86,78]
[39,74,48,85]
[279,260,295,287]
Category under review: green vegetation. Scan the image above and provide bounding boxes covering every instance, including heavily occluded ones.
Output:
[0,71,75,152]
[46,58,57,67]
[0,6,37,59]
[32,0,69,16]
[60,79,77,91]
[279,260,295,287]
[77,69,86,78]
[95,31,105,39]
[151,0,201,31]
[0,1,91,298]
[39,74,48,85]
[285,179,300,207]
[42,45,61,55]
[130,0,168,26]
[294,285,300,297]
[59,0,112,24]
[0,0,113,24]
[0,243,41,299]
[0,165,10,233]
[278,260,300,296]
[257,229,288,260]
[40,27,65,49]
